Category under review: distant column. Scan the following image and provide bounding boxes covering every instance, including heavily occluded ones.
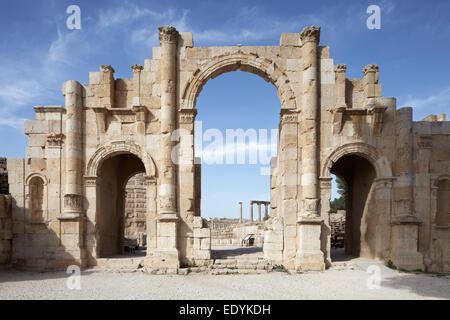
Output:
[257,202,261,223]
[239,202,243,224]
[250,202,253,224]
[264,203,269,220]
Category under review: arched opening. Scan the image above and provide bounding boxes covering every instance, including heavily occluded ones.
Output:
[29,176,44,222]
[194,68,280,262]
[97,153,146,257]
[330,154,377,260]
[436,179,450,226]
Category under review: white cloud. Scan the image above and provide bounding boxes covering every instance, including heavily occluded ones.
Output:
[402,87,450,118]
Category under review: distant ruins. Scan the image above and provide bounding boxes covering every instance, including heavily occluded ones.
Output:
[0,25,449,272]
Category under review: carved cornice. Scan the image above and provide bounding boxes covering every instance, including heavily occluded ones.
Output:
[300,26,321,44]
[158,26,179,44]
[100,64,115,73]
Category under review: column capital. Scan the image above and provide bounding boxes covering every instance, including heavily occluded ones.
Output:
[158,26,179,44]
[131,64,144,73]
[334,64,347,73]
[100,64,115,73]
[300,26,320,44]
[362,64,379,75]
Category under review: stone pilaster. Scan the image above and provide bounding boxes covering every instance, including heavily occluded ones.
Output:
[131,64,144,106]
[363,64,379,108]
[99,65,115,108]
[391,107,423,270]
[62,80,83,218]
[334,64,347,108]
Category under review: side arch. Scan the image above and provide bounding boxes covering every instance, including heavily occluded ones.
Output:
[181,51,297,110]
[321,142,392,179]
[86,141,157,178]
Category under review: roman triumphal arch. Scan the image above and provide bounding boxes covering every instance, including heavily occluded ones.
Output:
[3,26,450,272]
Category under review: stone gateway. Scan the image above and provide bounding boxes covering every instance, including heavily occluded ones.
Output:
[1,26,449,272]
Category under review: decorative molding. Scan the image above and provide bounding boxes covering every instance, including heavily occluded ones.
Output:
[86,141,157,178]
[368,105,388,136]
[319,177,333,189]
[46,133,65,147]
[181,51,297,110]
[83,176,99,187]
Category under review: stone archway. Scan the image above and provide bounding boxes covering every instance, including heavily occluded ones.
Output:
[320,142,393,262]
[181,51,297,111]
[178,51,295,263]
[84,141,158,263]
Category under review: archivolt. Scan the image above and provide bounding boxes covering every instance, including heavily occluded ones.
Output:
[180,51,297,110]
[86,141,157,178]
[321,142,393,178]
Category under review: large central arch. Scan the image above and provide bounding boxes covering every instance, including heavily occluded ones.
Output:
[181,51,297,111]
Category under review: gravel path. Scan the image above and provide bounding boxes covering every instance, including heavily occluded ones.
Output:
[0,265,449,300]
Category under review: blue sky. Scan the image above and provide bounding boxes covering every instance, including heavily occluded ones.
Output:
[0,0,449,218]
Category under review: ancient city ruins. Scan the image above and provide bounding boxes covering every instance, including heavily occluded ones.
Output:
[0,25,449,273]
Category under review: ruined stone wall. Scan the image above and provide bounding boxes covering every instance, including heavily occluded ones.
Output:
[0,194,12,266]
[413,119,450,272]
[124,173,147,246]
[5,25,450,272]
[0,158,8,194]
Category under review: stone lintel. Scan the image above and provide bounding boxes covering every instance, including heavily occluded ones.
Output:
[157,213,179,222]
[297,216,323,225]
[57,214,84,221]
[34,106,66,114]
[391,215,421,225]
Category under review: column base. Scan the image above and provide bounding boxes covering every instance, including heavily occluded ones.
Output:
[295,216,325,271]
[145,248,180,269]
[295,250,325,271]
[391,215,424,271]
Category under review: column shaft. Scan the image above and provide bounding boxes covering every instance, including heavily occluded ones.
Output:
[300,26,321,217]
[158,26,179,216]
[63,80,83,216]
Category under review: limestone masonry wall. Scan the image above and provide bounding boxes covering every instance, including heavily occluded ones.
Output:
[0,158,8,194]
[0,194,12,266]
[3,25,450,272]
